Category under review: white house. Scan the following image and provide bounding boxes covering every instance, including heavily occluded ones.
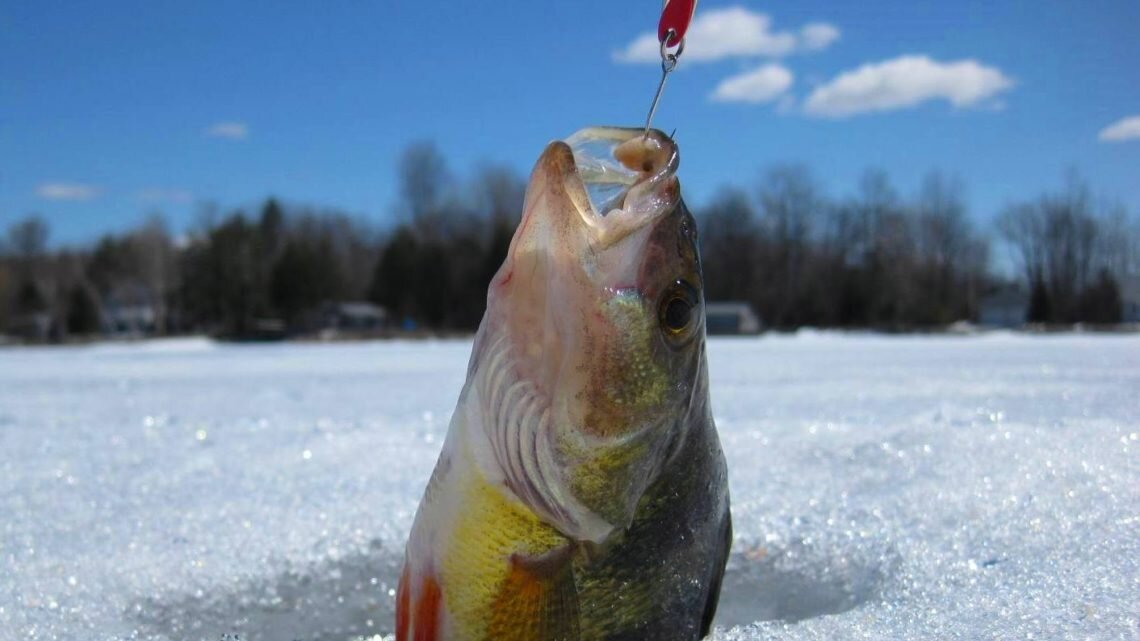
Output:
[704,302,762,335]
[321,301,388,331]
[978,286,1028,328]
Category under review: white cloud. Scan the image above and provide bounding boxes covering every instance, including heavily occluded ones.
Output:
[613,7,838,63]
[800,23,840,51]
[1098,115,1140,142]
[204,121,249,140]
[804,55,1013,118]
[711,64,794,104]
[36,182,100,201]
[136,188,193,205]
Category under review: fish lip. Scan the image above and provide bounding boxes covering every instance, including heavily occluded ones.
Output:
[544,127,680,247]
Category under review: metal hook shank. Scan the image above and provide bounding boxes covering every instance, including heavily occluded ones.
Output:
[644,30,684,138]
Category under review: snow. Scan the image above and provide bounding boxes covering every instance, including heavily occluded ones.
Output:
[1,334,1137,641]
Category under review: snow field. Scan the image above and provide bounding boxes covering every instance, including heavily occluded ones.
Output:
[0,333,1136,640]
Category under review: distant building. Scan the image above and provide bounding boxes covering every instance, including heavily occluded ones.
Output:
[979,286,1027,328]
[9,311,55,342]
[321,301,388,331]
[1121,276,1140,323]
[248,318,287,341]
[101,284,160,336]
[103,304,157,335]
[704,302,761,335]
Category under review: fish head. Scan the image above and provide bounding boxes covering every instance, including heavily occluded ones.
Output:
[482,127,708,542]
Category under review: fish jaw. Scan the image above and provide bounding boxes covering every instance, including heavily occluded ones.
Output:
[461,127,704,537]
[485,126,685,421]
[523,126,682,251]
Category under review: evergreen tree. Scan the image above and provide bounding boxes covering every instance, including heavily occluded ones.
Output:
[368,226,420,323]
[1078,270,1123,324]
[65,284,101,335]
[1027,279,1052,323]
[14,280,46,315]
[270,238,343,326]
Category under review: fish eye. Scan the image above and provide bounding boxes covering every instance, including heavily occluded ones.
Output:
[659,280,699,339]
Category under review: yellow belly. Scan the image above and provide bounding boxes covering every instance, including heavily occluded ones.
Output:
[439,464,572,640]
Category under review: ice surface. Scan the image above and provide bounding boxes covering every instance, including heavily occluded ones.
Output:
[1,334,1137,641]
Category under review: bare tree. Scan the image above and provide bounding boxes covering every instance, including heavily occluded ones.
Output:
[5,217,52,329]
[915,172,968,269]
[699,188,759,306]
[912,171,986,322]
[996,173,1133,322]
[755,165,823,326]
[997,202,1046,288]
[1097,201,1137,279]
[0,261,12,331]
[7,216,49,261]
[472,164,526,225]
[399,141,453,234]
[132,215,177,332]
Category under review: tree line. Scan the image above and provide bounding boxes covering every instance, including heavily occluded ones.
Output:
[1,144,1137,342]
[702,167,1137,328]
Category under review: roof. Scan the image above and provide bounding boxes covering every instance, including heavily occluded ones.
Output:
[704,301,762,333]
[327,301,387,319]
[705,301,756,315]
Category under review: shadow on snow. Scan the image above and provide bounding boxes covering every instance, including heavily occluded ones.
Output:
[132,538,897,640]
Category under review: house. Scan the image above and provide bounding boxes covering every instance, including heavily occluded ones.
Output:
[704,302,761,335]
[9,311,56,342]
[100,283,161,336]
[1121,276,1140,323]
[978,286,1027,328]
[321,301,388,331]
[102,303,157,335]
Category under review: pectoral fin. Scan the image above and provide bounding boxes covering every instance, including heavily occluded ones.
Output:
[699,511,733,638]
[396,565,443,641]
[488,546,581,641]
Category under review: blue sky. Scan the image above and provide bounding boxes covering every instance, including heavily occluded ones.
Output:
[2,0,1138,246]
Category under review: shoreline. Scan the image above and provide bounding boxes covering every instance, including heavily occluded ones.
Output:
[3,322,1139,349]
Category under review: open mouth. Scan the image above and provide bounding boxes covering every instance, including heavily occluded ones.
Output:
[561,127,681,245]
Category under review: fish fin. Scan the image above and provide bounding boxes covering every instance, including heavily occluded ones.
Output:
[395,566,410,641]
[416,573,443,641]
[700,510,733,638]
[398,569,442,641]
[488,546,581,641]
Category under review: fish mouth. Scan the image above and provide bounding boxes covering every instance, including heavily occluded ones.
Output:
[544,127,681,248]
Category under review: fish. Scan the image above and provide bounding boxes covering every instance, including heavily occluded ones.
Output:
[396,127,731,641]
